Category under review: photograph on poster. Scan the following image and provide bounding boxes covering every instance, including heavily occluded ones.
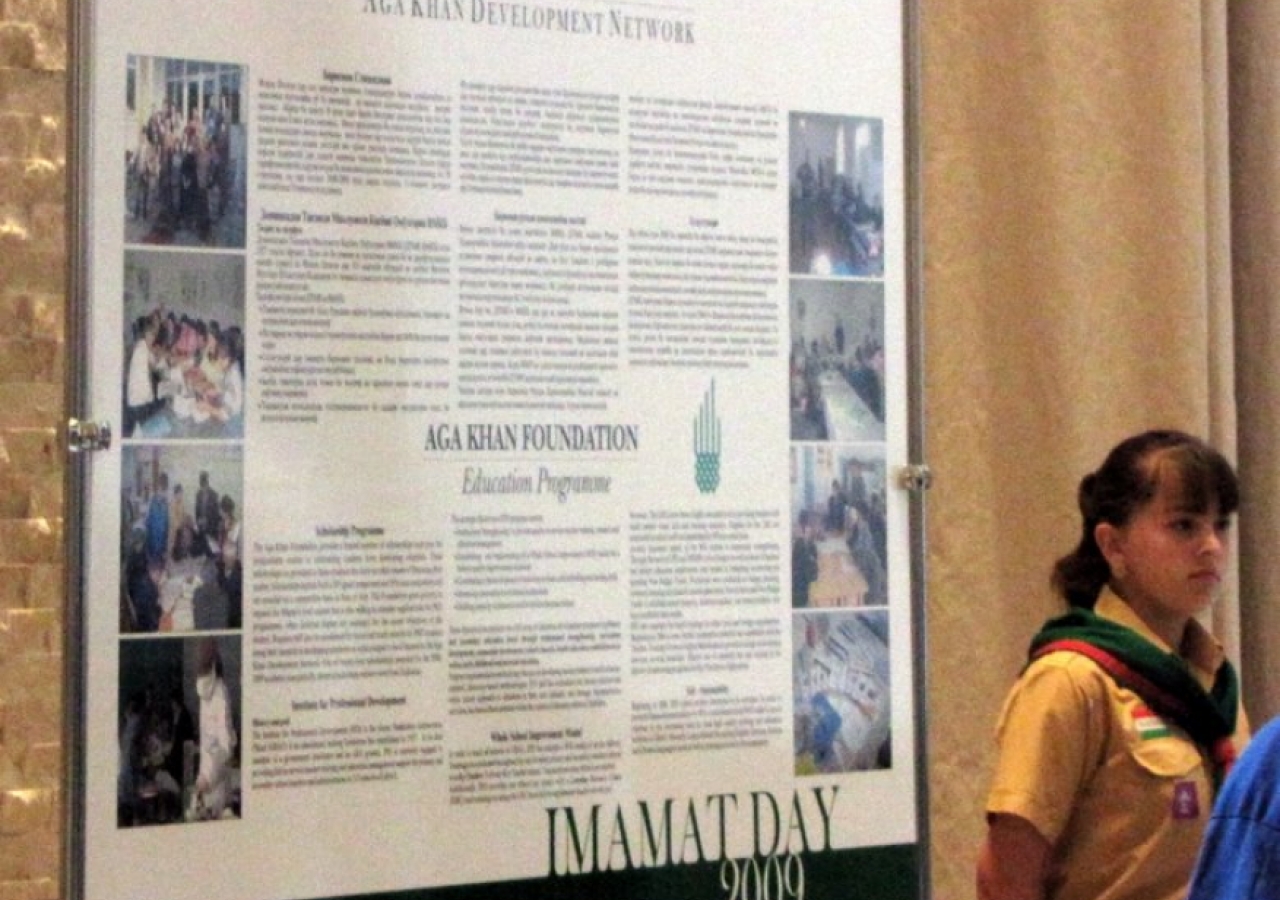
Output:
[120,443,243,635]
[789,278,885,443]
[790,444,887,609]
[788,112,884,277]
[793,610,890,775]
[118,634,241,828]
[124,55,247,248]
[121,249,246,440]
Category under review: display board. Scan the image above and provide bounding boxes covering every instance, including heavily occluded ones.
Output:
[68,2,927,898]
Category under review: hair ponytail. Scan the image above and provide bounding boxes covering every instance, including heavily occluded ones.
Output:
[1052,473,1110,608]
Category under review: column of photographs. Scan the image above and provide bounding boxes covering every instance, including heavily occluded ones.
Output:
[787,113,892,776]
[117,55,249,827]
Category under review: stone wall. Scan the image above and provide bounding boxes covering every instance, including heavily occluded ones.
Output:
[0,0,69,898]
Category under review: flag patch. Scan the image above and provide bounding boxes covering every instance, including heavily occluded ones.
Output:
[1134,705,1171,740]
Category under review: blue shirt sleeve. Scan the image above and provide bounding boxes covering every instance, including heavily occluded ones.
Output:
[1187,717,1280,900]
[1187,817,1280,900]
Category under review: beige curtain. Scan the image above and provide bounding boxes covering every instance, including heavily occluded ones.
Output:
[920,1,1280,897]
[1230,0,1280,729]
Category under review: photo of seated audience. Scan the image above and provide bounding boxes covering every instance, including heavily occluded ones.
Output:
[121,444,243,635]
[790,279,885,443]
[793,610,891,774]
[121,249,246,440]
[124,55,247,248]
[790,444,888,609]
[789,113,885,277]
[118,635,241,827]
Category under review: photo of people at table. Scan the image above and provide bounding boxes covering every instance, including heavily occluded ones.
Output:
[789,112,884,277]
[790,279,885,443]
[121,249,245,440]
[124,55,247,248]
[791,444,887,609]
[793,610,890,774]
[118,635,241,827]
[121,444,243,634]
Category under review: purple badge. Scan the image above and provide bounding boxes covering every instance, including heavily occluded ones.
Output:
[1172,781,1200,820]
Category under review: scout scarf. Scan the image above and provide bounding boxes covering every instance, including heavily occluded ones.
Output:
[1028,608,1239,789]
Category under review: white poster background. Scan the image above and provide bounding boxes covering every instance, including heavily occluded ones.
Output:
[78,2,916,898]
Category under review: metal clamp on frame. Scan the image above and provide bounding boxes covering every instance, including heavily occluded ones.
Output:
[67,418,112,454]
[896,463,933,493]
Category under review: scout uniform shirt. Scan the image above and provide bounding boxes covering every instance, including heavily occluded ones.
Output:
[985,588,1250,900]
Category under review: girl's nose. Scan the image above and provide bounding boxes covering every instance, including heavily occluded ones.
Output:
[1201,528,1225,556]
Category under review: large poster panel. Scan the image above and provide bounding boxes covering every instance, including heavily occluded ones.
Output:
[73,2,922,899]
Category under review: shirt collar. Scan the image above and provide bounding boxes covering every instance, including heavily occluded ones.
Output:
[1094,585,1224,680]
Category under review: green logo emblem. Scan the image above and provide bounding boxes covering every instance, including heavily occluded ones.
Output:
[694,380,721,494]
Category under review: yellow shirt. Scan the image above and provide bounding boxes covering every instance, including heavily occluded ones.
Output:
[986,588,1249,900]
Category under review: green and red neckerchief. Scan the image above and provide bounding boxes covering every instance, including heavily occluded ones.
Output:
[1028,607,1240,789]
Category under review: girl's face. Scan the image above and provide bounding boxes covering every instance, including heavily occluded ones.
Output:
[1097,471,1231,640]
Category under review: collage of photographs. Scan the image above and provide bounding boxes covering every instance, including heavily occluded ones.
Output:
[786,112,893,776]
[116,55,249,828]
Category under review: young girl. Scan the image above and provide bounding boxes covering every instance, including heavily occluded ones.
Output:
[977,429,1250,900]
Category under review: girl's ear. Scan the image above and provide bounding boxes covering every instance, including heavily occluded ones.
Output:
[1094,521,1125,580]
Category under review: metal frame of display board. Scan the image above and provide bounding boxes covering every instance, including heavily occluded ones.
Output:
[63,0,931,898]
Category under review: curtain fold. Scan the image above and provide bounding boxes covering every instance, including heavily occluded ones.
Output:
[1229,0,1280,727]
[1202,0,1240,663]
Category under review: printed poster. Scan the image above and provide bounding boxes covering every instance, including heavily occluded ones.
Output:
[73,1,923,898]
